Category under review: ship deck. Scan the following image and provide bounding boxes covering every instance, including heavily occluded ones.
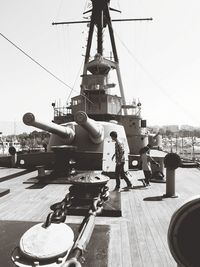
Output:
[0,166,199,266]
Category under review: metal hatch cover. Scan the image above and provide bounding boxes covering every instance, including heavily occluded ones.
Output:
[67,171,110,185]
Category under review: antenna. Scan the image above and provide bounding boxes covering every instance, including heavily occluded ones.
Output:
[14,120,16,136]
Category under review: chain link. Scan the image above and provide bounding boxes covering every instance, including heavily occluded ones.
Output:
[44,184,109,228]
[43,192,74,228]
[89,185,109,215]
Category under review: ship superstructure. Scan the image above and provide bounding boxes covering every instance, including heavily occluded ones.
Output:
[21,0,161,173]
[52,0,153,155]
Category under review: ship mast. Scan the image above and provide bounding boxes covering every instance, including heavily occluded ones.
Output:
[52,0,152,116]
[83,0,129,110]
[84,0,118,65]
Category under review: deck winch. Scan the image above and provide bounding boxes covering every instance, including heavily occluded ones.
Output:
[67,171,110,203]
[11,171,109,267]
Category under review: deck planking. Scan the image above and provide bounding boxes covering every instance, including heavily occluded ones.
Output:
[0,167,200,266]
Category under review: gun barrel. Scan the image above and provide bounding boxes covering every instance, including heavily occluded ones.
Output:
[74,111,104,144]
[23,112,75,143]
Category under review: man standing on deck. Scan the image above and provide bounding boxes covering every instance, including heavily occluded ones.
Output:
[110,131,132,191]
[139,145,160,186]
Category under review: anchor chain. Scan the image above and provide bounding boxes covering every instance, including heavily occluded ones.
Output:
[44,184,109,228]
[44,193,74,228]
[90,185,109,215]
[62,185,109,267]
[12,184,109,267]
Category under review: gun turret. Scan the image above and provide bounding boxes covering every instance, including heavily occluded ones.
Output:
[74,111,104,144]
[23,112,75,143]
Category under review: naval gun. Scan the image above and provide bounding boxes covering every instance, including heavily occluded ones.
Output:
[74,111,104,144]
[19,111,128,173]
[23,111,105,148]
[23,112,75,144]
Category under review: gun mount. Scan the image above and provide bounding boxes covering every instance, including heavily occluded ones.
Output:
[74,111,104,144]
[23,112,75,144]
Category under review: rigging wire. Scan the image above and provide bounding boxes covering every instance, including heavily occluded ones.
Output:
[84,0,92,11]
[0,32,73,90]
[62,24,71,86]
[67,59,84,103]
[113,30,200,125]
[0,31,93,104]
[101,3,200,124]
[116,0,121,12]
[55,0,64,21]
[62,24,83,103]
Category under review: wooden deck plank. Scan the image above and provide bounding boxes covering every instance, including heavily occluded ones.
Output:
[0,167,200,266]
[139,196,175,266]
[108,223,123,267]
[120,221,133,266]
[121,197,143,267]
[133,196,166,266]
[127,192,154,267]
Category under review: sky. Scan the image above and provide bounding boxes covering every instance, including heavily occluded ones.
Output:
[1,0,200,135]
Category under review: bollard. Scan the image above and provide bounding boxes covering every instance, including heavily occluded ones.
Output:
[9,146,17,168]
[163,153,181,198]
[36,165,46,177]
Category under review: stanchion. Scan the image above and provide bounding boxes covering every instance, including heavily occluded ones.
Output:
[9,146,17,168]
[36,165,46,177]
[163,153,181,198]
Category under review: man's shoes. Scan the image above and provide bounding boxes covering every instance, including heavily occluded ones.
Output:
[113,186,120,191]
[121,184,133,190]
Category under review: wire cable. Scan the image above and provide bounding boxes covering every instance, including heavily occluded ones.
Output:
[102,8,200,124]
[113,30,200,125]
[0,32,73,90]
[0,31,93,104]
[67,59,84,103]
